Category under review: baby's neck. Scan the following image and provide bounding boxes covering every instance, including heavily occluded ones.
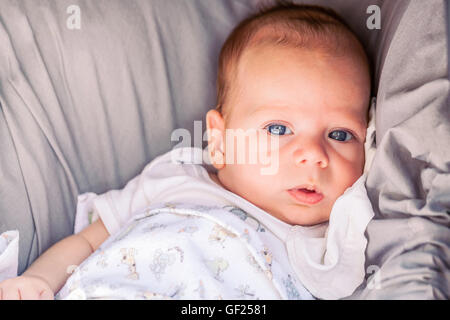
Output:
[208,171,224,188]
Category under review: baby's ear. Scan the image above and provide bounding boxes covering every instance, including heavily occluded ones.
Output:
[206,109,225,169]
[206,109,225,149]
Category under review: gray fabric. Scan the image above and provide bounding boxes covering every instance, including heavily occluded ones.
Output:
[349,0,450,299]
[0,0,259,276]
[0,0,448,299]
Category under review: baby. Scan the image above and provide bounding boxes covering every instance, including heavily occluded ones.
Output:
[0,3,373,300]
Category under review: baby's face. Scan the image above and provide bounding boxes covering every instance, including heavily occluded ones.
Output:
[208,44,370,226]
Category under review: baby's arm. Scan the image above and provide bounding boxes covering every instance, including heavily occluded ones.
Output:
[0,219,109,300]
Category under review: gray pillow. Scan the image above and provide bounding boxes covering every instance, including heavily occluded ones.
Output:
[0,0,259,276]
[351,0,450,299]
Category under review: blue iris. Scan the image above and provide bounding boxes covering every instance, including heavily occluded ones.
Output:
[266,124,292,136]
[329,130,353,142]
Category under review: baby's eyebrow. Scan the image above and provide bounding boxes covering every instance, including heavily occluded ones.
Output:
[328,112,367,131]
[248,105,292,117]
[250,106,367,129]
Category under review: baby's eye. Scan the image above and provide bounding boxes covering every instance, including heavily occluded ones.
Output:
[264,124,293,136]
[329,130,354,142]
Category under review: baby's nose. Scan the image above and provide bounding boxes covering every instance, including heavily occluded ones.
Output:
[293,143,329,168]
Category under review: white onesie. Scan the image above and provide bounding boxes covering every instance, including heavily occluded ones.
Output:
[56,147,374,300]
[56,202,313,300]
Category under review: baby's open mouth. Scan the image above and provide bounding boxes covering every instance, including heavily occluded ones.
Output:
[287,186,324,205]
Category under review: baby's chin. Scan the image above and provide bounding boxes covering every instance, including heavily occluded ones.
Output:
[265,203,331,226]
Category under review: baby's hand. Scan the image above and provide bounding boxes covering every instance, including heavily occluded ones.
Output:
[0,275,54,300]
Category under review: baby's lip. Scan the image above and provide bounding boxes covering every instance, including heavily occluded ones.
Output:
[288,184,322,195]
[287,186,324,205]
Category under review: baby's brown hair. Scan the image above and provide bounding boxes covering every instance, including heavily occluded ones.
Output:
[216,1,370,120]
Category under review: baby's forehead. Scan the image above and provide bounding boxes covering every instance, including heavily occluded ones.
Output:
[216,4,373,115]
[233,45,370,122]
[233,33,367,93]
[237,42,369,88]
[249,99,368,120]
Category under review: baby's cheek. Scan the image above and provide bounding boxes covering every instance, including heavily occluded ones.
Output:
[337,159,364,192]
[339,144,365,174]
[354,149,365,175]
